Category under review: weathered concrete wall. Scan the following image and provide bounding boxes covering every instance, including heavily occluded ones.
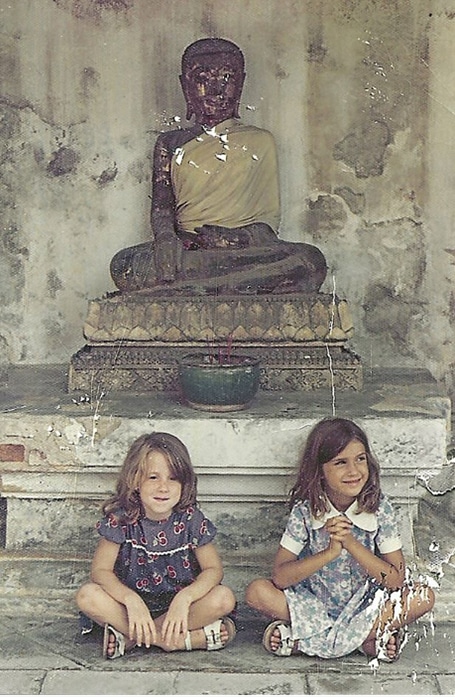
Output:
[0,0,454,390]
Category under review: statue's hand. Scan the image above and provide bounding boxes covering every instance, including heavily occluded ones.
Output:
[194,225,250,249]
[155,234,181,282]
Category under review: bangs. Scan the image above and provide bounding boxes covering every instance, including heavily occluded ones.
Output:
[316,419,369,466]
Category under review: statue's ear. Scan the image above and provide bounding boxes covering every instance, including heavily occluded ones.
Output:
[179,73,194,121]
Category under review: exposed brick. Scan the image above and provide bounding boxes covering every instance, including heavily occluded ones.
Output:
[0,443,26,462]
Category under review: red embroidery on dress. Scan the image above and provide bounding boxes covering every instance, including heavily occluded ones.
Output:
[157,531,167,546]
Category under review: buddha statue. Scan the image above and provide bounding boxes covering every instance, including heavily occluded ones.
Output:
[110,38,327,295]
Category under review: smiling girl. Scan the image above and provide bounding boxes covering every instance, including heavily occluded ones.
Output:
[76,432,236,659]
[245,417,435,663]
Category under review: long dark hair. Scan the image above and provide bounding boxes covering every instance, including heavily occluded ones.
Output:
[289,417,381,517]
[103,432,198,524]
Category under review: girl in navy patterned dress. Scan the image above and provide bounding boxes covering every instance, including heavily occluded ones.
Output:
[76,432,236,659]
[246,417,435,663]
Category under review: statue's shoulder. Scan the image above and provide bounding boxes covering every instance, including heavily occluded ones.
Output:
[230,121,276,145]
[155,126,201,152]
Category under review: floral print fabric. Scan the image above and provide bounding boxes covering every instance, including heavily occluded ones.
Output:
[96,506,216,596]
[281,494,402,658]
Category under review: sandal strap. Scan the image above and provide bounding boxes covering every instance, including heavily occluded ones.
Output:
[376,625,408,662]
[184,631,192,651]
[203,619,224,650]
[103,624,125,660]
[263,621,294,656]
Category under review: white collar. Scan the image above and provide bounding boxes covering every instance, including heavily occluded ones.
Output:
[311,498,378,532]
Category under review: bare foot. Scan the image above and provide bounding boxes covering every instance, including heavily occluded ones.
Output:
[362,632,398,661]
[269,626,300,654]
[105,628,135,658]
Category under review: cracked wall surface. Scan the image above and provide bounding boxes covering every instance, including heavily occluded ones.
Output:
[0,0,454,390]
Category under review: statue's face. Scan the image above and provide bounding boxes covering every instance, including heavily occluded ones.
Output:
[180,51,245,127]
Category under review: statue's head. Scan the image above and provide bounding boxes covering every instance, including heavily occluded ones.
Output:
[180,38,246,127]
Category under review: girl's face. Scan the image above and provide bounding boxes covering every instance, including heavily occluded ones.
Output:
[321,439,369,511]
[138,450,182,521]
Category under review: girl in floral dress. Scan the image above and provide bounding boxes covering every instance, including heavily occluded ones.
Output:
[246,417,435,662]
[76,432,236,659]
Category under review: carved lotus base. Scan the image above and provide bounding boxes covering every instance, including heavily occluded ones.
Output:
[69,291,362,392]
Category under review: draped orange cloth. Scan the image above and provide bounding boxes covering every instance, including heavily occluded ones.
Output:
[171,118,280,235]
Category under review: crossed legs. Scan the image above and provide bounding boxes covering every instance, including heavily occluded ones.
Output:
[245,578,435,659]
[76,582,236,654]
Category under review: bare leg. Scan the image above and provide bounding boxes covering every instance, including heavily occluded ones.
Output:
[245,578,298,654]
[245,578,290,620]
[362,583,435,660]
[76,582,236,655]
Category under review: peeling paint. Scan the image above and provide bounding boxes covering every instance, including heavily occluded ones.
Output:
[333,121,391,178]
[53,0,134,21]
[96,164,118,187]
[46,147,79,177]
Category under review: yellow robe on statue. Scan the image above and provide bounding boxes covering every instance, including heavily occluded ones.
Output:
[171,118,281,235]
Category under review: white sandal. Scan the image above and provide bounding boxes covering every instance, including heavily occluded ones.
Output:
[262,620,295,656]
[376,625,409,662]
[184,616,236,651]
[102,623,126,660]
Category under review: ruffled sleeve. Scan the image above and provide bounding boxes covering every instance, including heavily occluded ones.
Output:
[96,512,127,545]
[184,506,217,548]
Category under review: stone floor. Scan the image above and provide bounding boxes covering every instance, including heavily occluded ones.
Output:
[0,609,453,695]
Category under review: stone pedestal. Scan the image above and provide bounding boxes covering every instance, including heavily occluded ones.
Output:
[68,291,362,392]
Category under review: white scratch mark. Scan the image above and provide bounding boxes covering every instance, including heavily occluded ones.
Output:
[188,160,199,168]
[325,273,337,416]
[203,126,218,138]
[174,147,184,165]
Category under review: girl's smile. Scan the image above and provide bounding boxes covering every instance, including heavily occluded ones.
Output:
[139,451,182,521]
[322,439,369,511]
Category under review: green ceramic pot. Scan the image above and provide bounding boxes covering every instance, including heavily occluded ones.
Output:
[178,353,261,412]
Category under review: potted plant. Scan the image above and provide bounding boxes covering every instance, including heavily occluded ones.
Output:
[178,337,261,412]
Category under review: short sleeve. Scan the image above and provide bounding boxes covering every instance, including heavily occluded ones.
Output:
[96,512,126,545]
[182,506,217,548]
[375,496,402,554]
[280,503,309,556]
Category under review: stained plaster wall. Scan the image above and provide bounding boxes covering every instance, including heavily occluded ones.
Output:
[0,0,454,391]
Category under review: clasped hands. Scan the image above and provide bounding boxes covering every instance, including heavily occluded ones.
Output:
[324,514,354,555]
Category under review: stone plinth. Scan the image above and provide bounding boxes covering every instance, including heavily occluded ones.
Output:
[69,291,362,392]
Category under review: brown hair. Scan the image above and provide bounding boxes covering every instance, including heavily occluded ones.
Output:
[103,432,197,524]
[289,417,381,517]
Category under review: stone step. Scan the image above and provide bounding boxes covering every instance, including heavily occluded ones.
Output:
[0,549,452,623]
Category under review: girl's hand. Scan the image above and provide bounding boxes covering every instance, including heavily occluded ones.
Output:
[325,515,353,546]
[124,593,158,648]
[161,590,192,648]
